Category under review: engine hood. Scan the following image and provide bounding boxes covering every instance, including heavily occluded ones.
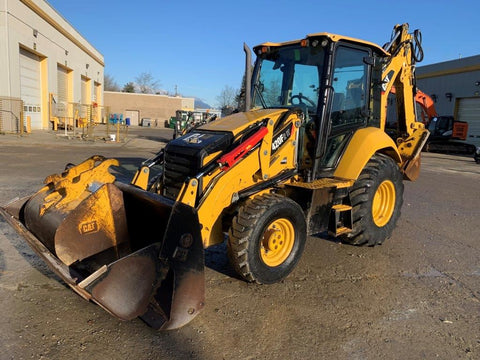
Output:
[199,108,288,136]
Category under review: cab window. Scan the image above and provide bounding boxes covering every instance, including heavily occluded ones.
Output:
[330,46,369,131]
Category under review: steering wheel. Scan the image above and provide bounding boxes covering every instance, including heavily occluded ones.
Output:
[291,93,316,108]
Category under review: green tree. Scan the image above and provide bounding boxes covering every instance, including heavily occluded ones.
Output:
[122,82,135,93]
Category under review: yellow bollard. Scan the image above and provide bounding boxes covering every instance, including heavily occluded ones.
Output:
[26,116,31,134]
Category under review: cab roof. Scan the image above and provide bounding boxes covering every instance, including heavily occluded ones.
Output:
[254,32,390,57]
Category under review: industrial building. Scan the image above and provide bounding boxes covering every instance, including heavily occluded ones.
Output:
[416,55,480,147]
[0,0,104,132]
[104,91,195,127]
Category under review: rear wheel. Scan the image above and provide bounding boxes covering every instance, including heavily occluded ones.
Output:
[227,194,306,284]
[341,154,403,246]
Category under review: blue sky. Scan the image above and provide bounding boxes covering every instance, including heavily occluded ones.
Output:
[47,0,480,108]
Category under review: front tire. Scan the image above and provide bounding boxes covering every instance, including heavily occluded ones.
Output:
[341,154,404,246]
[227,194,306,284]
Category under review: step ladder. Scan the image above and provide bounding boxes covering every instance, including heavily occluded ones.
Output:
[328,204,353,237]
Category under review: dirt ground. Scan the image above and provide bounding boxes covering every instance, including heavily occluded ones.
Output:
[1,128,479,360]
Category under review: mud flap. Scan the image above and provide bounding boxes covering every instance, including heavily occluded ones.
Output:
[1,180,205,330]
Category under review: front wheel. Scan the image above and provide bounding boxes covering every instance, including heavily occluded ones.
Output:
[341,154,404,246]
[227,194,306,284]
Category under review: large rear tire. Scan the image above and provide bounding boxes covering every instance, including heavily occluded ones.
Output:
[341,154,403,246]
[227,194,306,284]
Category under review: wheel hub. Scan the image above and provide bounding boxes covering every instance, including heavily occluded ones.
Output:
[260,218,295,267]
[372,180,396,227]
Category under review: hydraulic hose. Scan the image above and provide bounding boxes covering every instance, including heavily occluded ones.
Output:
[412,29,424,63]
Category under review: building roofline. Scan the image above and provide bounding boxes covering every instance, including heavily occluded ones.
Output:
[20,0,104,66]
[417,54,480,79]
[104,91,195,101]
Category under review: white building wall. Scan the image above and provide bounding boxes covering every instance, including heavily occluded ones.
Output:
[0,0,104,129]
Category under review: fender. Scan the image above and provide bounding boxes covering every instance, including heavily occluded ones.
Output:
[334,127,402,180]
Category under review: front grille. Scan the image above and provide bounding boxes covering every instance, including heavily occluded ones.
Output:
[163,150,199,200]
[162,130,234,201]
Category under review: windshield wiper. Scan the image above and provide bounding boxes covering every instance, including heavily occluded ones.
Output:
[253,83,267,109]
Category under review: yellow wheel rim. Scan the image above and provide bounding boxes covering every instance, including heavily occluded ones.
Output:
[260,218,295,267]
[372,180,396,227]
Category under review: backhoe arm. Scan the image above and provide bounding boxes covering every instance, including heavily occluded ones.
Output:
[380,23,429,180]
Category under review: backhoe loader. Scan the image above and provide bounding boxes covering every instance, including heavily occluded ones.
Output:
[1,24,429,330]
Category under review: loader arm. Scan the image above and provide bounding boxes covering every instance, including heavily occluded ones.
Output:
[172,109,302,248]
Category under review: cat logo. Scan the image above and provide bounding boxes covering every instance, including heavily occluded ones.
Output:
[80,220,99,235]
[184,133,205,144]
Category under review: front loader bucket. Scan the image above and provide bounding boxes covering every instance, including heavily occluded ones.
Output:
[0,156,205,330]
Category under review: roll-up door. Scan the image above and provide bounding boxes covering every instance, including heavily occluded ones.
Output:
[80,76,90,119]
[57,65,68,102]
[81,76,88,104]
[56,65,69,118]
[20,48,42,129]
[456,97,480,147]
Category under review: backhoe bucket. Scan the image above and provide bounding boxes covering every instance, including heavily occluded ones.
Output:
[0,156,205,330]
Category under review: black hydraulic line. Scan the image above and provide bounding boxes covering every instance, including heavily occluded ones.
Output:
[237,169,297,200]
[412,29,424,63]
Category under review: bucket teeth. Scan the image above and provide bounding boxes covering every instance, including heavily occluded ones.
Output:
[39,155,119,215]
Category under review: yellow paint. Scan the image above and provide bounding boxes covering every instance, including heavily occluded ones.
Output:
[25,116,31,133]
[40,156,119,215]
[178,178,199,207]
[254,32,388,57]
[131,166,150,190]
[196,151,261,246]
[200,108,288,136]
[191,111,301,247]
[75,185,116,240]
[334,127,401,180]
[397,128,430,160]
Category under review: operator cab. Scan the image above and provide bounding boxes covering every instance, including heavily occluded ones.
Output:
[251,35,385,178]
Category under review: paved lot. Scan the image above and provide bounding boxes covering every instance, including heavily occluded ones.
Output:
[1,129,479,360]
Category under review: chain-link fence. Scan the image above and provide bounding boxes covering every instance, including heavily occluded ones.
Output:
[0,97,24,134]
[1,95,127,142]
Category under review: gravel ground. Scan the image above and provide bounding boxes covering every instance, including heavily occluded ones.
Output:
[0,129,479,360]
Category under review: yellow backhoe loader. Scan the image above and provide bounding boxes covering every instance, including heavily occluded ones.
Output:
[1,24,429,330]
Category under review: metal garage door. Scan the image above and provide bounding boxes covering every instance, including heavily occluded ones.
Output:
[125,110,139,126]
[20,48,42,129]
[56,65,69,118]
[80,76,89,118]
[456,97,480,147]
[81,76,88,104]
[57,65,68,102]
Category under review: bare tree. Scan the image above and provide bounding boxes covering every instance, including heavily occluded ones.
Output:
[135,72,161,94]
[216,85,238,114]
[104,73,120,91]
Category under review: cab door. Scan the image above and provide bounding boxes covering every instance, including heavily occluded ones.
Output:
[318,44,372,171]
